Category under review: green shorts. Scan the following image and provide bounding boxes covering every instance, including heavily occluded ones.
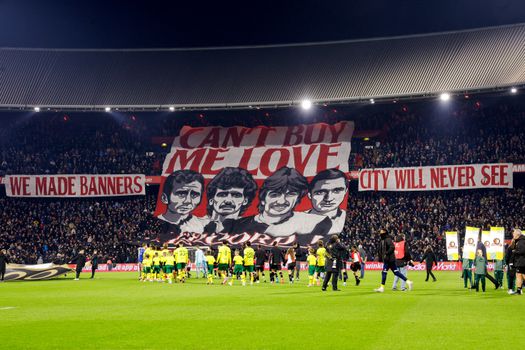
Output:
[233,265,244,274]
[152,265,161,273]
[176,263,186,270]
[164,265,174,274]
[315,266,325,274]
[244,265,255,273]
[208,265,214,274]
[143,266,151,273]
[218,263,229,271]
[308,266,316,276]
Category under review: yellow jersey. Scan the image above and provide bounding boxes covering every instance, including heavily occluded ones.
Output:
[164,255,175,266]
[152,256,161,266]
[143,248,153,261]
[316,247,327,267]
[175,247,189,264]
[243,247,255,266]
[142,256,152,267]
[233,255,244,266]
[307,254,317,266]
[206,255,216,266]
[217,245,232,264]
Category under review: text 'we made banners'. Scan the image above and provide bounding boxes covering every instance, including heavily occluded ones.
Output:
[4,175,146,197]
[359,163,513,191]
[154,122,354,247]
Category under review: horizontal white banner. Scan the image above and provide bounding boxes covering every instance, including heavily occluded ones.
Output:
[358,163,513,191]
[5,174,146,197]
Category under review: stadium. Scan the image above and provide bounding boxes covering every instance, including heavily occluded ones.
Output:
[1,2,525,349]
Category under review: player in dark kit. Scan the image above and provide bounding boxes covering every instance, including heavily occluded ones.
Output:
[269,242,285,284]
[374,230,413,293]
[90,250,99,279]
[254,245,267,283]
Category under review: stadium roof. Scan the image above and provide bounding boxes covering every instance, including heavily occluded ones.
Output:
[0,23,525,111]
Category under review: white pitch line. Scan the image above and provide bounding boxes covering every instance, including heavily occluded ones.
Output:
[0,306,17,310]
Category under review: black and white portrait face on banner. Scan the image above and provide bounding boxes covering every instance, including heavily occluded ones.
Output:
[155,121,354,247]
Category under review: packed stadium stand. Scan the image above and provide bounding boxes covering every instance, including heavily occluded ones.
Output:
[1,95,524,264]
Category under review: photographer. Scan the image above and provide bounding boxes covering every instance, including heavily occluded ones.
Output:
[322,235,347,291]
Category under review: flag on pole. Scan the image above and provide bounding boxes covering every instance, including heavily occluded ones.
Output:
[481,230,491,258]
[489,227,505,260]
[463,226,479,259]
[445,231,459,261]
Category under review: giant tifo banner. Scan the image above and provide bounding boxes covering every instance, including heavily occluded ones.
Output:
[153,122,354,247]
[4,174,146,197]
[358,163,513,191]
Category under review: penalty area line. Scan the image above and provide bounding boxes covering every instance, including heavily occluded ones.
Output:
[0,306,17,310]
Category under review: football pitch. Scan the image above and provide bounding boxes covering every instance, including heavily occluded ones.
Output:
[0,271,522,350]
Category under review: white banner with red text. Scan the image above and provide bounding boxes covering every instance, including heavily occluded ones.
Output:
[4,174,146,197]
[358,163,513,191]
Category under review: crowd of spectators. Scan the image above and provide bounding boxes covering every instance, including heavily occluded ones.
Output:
[2,186,523,264]
[0,113,163,176]
[358,101,525,168]
[0,194,160,264]
[342,188,525,261]
[1,96,525,264]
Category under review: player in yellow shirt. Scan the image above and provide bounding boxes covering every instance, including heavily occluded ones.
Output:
[142,253,152,282]
[142,245,154,280]
[217,241,232,285]
[175,243,189,283]
[164,250,176,284]
[152,252,162,281]
[230,250,245,286]
[205,250,216,285]
[306,248,317,287]
[243,242,256,285]
[315,241,327,286]
[161,244,170,280]
[143,244,153,259]
[160,251,168,281]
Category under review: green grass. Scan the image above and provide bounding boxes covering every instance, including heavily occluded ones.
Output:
[0,271,522,350]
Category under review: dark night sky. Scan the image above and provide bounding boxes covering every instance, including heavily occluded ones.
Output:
[1,0,525,48]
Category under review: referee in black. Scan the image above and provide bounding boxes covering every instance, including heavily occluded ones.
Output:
[322,235,347,291]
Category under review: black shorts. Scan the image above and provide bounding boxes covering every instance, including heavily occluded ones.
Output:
[516,266,525,274]
[287,262,296,271]
[270,264,281,271]
[255,264,264,272]
[351,262,361,272]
